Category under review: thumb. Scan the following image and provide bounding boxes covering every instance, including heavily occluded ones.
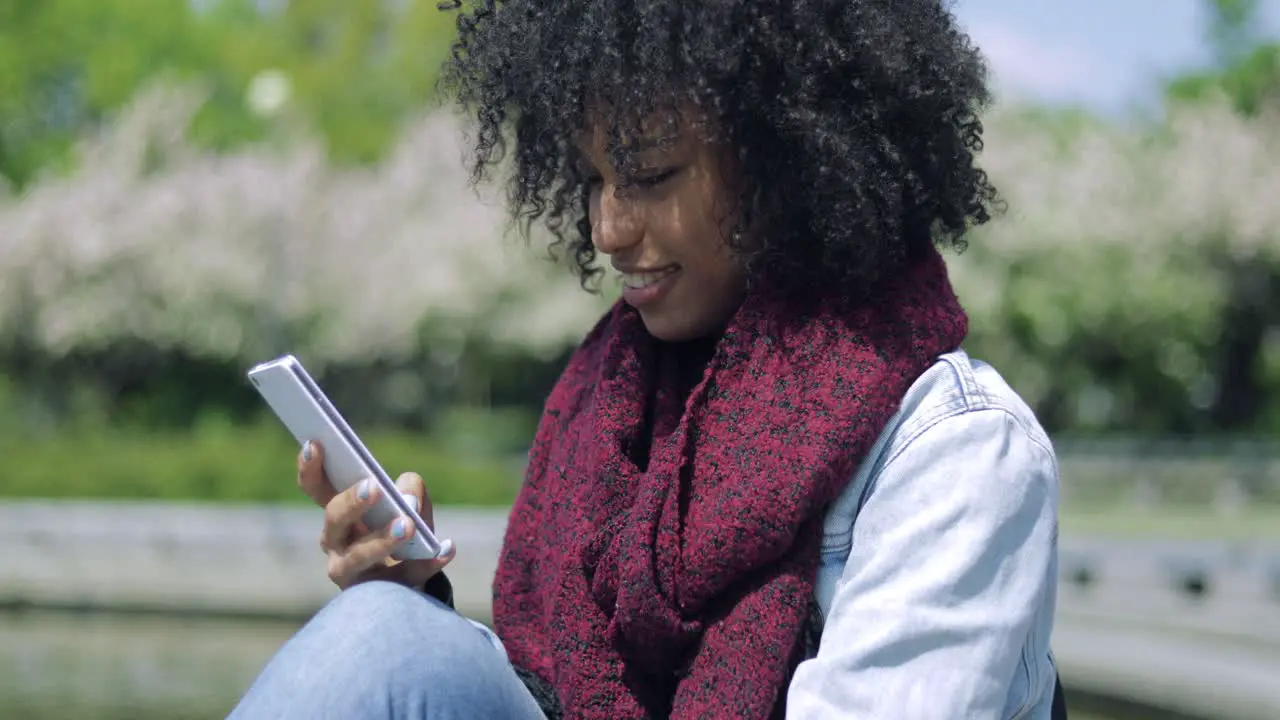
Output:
[393,472,431,527]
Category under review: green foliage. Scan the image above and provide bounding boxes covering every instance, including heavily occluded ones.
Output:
[193,0,459,162]
[1167,44,1280,115]
[1204,0,1264,64]
[0,0,212,187]
[0,416,522,505]
[951,94,1280,435]
[1061,507,1280,540]
[0,0,458,189]
[1166,0,1280,115]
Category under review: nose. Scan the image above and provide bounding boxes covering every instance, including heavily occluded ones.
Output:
[590,185,643,256]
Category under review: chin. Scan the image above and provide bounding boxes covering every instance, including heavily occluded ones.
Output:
[637,310,715,342]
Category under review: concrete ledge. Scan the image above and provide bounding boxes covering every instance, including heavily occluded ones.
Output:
[0,500,506,618]
[1054,615,1280,720]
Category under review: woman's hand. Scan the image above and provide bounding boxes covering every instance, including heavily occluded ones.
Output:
[297,441,454,590]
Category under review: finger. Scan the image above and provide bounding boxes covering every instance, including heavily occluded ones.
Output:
[360,540,456,589]
[393,543,456,588]
[321,478,379,552]
[394,472,433,529]
[297,441,337,508]
[328,515,416,588]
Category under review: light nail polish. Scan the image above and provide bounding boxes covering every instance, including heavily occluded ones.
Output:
[391,518,407,539]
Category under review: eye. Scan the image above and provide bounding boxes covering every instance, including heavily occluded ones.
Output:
[625,167,680,190]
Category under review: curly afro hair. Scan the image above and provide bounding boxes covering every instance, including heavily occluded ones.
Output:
[439,0,999,298]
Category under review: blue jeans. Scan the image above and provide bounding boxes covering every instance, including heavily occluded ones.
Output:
[228,581,546,719]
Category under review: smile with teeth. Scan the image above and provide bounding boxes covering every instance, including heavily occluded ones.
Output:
[620,266,678,289]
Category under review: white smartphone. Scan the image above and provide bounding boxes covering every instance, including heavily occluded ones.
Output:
[247,354,452,561]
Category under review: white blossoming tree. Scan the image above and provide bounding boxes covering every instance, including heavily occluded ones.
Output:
[952,96,1280,433]
[2,81,1278,435]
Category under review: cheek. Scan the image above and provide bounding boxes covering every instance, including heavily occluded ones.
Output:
[687,196,741,276]
[675,207,745,299]
[668,185,734,256]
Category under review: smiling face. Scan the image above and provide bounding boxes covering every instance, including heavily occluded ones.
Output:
[576,110,749,342]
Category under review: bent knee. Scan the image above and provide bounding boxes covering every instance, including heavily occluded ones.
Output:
[317,581,500,666]
[325,580,453,622]
[235,582,529,718]
[320,581,472,640]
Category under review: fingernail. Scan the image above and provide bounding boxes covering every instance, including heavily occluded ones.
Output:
[391,517,407,539]
[401,494,418,511]
[300,441,313,463]
[357,479,375,501]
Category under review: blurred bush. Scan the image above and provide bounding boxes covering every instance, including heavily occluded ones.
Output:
[3,81,1280,441]
[954,96,1280,434]
[0,412,521,505]
[0,83,610,437]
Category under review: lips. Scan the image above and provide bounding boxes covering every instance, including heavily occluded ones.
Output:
[617,264,681,308]
[619,265,679,289]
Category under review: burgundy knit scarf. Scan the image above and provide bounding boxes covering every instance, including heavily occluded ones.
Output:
[493,248,968,719]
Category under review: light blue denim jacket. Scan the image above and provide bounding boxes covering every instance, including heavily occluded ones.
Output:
[787,349,1060,719]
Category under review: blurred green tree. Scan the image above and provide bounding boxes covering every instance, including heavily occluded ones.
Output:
[1167,0,1280,115]
[0,0,457,190]
[0,0,210,188]
[194,0,458,162]
[1160,0,1280,432]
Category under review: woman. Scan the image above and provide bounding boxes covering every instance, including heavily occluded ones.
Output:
[230,0,1063,718]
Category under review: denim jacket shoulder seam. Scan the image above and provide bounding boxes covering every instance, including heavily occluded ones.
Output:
[878,405,1054,480]
[949,351,1056,461]
[939,348,987,409]
[934,351,1056,468]
[980,399,1057,468]
[878,403,978,470]
[877,360,974,460]
[852,351,1058,519]
[885,350,987,444]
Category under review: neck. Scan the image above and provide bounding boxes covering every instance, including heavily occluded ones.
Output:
[662,333,718,395]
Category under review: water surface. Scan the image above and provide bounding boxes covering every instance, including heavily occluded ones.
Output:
[0,610,297,720]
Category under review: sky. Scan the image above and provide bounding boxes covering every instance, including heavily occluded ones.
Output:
[951,0,1280,115]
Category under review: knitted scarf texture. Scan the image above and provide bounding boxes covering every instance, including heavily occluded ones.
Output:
[492,248,968,719]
